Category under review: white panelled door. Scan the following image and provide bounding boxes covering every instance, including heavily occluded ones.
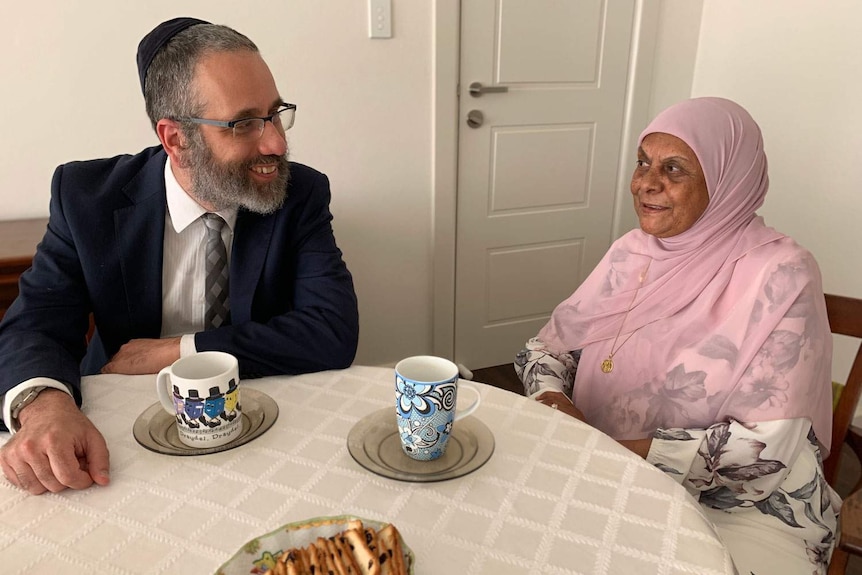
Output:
[455,0,636,369]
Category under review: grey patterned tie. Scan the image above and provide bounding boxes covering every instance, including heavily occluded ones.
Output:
[203,214,229,329]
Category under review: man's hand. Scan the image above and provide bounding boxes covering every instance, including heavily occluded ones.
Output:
[535,390,586,421]
[102,337,181,374]
[0,389,110,494]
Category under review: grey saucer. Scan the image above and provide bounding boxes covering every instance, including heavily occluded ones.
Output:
[347,407,494,482]
[133,388,278,456]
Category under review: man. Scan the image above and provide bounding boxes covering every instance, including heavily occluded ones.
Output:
[0,18,359,494]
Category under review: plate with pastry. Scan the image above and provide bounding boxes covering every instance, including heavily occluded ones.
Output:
[215,515,414,575]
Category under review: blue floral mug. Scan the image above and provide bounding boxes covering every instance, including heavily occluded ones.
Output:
[395,356,482,461]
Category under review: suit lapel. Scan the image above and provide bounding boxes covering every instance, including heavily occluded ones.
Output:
[114,152,167,339]
[230,210,275,325]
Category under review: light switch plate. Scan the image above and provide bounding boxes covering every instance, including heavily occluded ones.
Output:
[368,0,392,39]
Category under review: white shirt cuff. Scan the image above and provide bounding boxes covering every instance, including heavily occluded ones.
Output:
[180,334,198,357]
[2,378,74,434]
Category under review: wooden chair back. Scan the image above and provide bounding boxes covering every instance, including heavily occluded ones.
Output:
[822,293,862,486]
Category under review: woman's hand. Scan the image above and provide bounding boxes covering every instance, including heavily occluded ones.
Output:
[535,390,586,422]
[534,391,651,458]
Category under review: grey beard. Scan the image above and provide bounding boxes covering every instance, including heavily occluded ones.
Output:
[183,135,289,215]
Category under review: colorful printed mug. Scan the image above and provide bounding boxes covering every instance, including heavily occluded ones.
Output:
[156,351,242,448]
[395,356,481,461]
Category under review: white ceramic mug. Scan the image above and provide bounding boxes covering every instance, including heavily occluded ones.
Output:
[156,351,242,448]
[395,355,481,461]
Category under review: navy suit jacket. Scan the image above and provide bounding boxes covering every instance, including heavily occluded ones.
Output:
[0,146,358,422]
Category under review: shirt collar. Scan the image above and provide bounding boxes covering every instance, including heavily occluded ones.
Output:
[164,156,238,233]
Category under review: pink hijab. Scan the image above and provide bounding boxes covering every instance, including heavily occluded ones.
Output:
[537,98,833,451]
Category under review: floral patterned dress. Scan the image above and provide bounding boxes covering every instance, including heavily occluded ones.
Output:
[516,343,841,575]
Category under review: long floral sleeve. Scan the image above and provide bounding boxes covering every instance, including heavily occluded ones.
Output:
[515,332,841,573]
[650,417,819,501]
[514,337,579,398]
[648,417,840,571]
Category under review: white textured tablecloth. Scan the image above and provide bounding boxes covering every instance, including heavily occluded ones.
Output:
[0,365,737,574]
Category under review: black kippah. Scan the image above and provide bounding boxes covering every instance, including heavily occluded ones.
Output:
[137,17,210,95]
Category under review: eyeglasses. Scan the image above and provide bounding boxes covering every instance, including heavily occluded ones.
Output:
[181,103,297,139]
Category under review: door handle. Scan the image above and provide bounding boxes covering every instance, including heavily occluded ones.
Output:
[469,82,509,97]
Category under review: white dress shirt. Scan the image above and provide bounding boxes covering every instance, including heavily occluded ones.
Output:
[161,157,236,348]
[1,157,236,431]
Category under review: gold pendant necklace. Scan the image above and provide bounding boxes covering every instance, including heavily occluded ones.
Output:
[601,259,652,374]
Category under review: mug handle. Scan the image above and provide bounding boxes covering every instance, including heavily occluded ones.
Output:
[453,381,481,421]
[155,367,176,414]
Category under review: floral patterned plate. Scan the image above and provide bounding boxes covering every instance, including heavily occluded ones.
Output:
[214,515,414,575]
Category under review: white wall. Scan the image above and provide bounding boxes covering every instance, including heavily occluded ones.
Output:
[0,1,434,366]
[646,0,704,120]
[692,0,862,385]
[615,0,705,236]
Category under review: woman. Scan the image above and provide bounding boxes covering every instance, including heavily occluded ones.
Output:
[516,97,839,574]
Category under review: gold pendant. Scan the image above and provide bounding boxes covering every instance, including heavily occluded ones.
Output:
[601,357,614,373]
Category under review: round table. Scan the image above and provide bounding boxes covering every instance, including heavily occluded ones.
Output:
[0,365,737,574]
